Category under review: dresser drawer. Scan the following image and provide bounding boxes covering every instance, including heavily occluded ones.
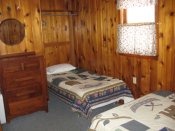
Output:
[4,72,42,91]
[2,58,40,73]
[6,84,42,102]
[9,97,44,116]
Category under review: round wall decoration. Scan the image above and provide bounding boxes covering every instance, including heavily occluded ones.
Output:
[0,19,25,45]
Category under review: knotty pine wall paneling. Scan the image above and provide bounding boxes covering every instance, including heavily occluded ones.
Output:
[157,0,175,91]
[173,0,175,88]
[40,0,76,67]
[74,0,175,98]
[0,0,43,55]
[74,0,118,76]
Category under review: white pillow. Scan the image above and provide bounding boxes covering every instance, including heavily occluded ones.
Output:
[46,63,76,75]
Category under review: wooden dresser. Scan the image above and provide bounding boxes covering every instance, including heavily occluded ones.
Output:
[0,52,48,122]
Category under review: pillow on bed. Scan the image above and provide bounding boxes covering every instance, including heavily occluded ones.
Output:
[46,63,76,75]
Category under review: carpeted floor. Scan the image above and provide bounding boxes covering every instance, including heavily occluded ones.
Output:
[2,91,117,131]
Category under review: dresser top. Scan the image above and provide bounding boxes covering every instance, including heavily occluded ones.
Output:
[0,52,35,59]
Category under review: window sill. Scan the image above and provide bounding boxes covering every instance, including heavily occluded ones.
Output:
[117,52,158,60]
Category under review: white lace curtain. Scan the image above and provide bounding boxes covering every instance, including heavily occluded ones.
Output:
[118,23,157,56]
[117,0,157,56]
[117,0,157,9]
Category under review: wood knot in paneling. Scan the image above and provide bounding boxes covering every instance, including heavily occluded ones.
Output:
[92,47,96,53]
[158,82,163,88]
[110,18,114,27]
[170,12,175,16]
[30,40,34,44]
[161,3,165,8]
[25,13,30,17]
[141,75,146,79]
[161,0,165,8]
[166,45,171,50]
[37,9,40,13]
[159,33,164,38]
[160,60,164,65]
[64,25,68,31]
[7,6,11,11]
[103,36,107,44]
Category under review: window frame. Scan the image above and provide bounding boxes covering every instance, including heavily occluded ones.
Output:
[117,2,159,58]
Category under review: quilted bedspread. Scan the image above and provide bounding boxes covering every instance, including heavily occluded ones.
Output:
[47,68,133,116]
[89,91,175,131]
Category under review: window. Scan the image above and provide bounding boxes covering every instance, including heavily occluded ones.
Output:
[117,0,158,56]
[127,6,155,23]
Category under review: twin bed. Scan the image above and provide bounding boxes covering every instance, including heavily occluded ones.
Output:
[46,64,175,130]
[89,91,175,131]
[46,64,133,117]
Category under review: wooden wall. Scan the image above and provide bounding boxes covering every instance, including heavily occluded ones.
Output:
[0,0,174,98]
[0,0,43,55]
[40,0,76,66]
[73,0,175,97]
[0,0,76,67]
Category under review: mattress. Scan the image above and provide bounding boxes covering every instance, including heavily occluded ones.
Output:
[89,91,175,131]
[47,68,133,117]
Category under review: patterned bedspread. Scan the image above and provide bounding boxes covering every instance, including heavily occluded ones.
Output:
[89,91,175,131]
[47,68,133,116]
